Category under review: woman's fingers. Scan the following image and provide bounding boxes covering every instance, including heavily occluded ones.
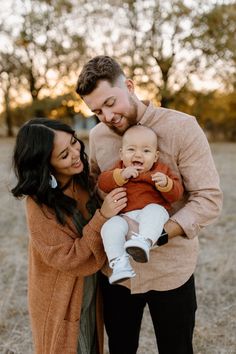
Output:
[111,189,127,209]
[112,195,127,210]
[111,187,126,198]
[100,188,127,218]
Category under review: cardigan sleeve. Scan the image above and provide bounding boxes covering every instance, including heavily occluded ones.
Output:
[26,198,107,277]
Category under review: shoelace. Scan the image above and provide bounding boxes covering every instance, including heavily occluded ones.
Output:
[131,232,145,241]
[130,232,152,247]
[110,254,129,268]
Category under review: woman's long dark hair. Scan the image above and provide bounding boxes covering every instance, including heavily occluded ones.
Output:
[11,118,93,231]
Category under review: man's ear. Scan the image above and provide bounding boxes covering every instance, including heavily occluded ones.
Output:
[154,151,160,162]
[125,79,134,93]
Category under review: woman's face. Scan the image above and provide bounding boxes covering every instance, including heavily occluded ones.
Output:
[50,130,84,186]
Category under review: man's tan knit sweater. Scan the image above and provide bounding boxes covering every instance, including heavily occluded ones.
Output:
[89,102,223,293]
[26,191,107,354]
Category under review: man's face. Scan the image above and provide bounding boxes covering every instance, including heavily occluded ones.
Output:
[82,80,138,135]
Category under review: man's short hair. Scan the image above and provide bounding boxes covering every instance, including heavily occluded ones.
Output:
[76,55,125,96]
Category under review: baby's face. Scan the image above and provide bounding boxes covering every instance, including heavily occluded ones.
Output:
[120,128,159,173]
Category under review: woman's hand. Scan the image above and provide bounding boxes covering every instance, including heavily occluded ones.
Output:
[100,187,127,218]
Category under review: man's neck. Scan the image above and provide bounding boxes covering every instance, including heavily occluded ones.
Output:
[136,100,149,122]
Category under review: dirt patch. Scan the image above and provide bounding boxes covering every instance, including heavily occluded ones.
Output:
[0,138,235,354]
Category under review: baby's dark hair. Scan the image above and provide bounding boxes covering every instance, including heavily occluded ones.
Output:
[76,55,125,96]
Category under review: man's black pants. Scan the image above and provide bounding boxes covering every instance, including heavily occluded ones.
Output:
[100,274,197,354]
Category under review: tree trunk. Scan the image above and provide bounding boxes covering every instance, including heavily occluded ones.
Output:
[4,83,14,137]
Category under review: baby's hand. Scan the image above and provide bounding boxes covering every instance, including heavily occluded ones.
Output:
[121,166,140,179]
[151,172,168,187]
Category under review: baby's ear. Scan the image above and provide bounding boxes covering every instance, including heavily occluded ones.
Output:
[155,150,160,162]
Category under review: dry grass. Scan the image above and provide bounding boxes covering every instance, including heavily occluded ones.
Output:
[0,138,235,354]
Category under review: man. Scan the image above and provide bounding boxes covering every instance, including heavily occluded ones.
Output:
[76,55,222,354]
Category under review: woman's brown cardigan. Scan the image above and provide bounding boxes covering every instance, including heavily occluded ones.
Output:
[26,195,107,354]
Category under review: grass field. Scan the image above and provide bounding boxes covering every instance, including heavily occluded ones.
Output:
[0,138,235,354]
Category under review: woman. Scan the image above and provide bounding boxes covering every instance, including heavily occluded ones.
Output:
[11,118,127,354]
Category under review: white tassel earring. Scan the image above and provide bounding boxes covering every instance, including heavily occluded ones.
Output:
[49,174,58,189]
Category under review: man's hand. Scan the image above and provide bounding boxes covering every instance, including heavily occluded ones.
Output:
[164,219,185,239]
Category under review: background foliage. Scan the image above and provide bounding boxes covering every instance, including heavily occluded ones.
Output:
[0,0,235,140]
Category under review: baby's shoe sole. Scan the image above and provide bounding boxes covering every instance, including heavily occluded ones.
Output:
[125,246,149,263]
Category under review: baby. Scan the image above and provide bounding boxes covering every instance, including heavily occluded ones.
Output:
[98,125,184,284]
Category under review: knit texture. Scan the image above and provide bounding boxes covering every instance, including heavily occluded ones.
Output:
[98,161,183,212]
[26,191,107,354]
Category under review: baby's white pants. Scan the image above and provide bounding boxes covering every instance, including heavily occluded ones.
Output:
[101,203,169,261]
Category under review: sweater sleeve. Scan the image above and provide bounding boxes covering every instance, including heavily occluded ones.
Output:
[170,118,223,238]
[98,167,128,192]
[97,169,118,193]
[155,164,184,203]
[26,198,107,277]
[139,164,184,204]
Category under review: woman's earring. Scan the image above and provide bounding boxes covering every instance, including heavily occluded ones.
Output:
[49,174,57,189]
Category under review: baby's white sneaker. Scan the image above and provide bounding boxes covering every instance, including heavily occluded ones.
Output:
[109,253,136,284]
[124,232,152,263]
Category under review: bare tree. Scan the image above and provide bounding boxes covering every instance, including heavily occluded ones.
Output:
[0,0,86,130]
[14,0,86,102]
[0,49,22,136]
[187,1,236,91]
[80,0,235,106]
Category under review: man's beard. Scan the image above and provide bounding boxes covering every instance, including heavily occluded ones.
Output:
[108,96,138,136]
